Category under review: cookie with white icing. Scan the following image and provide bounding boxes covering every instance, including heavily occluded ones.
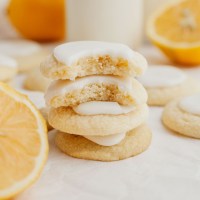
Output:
[55,124,152,161]
[24,67,50,92]
[49,103,148,136]
[0,40,48,72]
[40,41,147,80]
[162,94,200,139]
[0,54,18,82]
[41,41,151,160]
[45,75,147,108]
[138,65,200,106]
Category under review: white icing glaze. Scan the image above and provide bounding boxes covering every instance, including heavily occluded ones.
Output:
[53,41,147,71]
[0,54,18,68]
[45,75,132,105]
[0,40,41,56]
[73,101,135,115]
[84,132,126,146]
[179,94,200,116]
[138,65,187,87]
[17,89,45,109]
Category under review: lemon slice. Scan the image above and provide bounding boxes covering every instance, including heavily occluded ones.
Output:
[147,0,200,65]
[0,82,48,199]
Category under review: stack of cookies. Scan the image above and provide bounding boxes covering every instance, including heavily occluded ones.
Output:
[41,41,152,161]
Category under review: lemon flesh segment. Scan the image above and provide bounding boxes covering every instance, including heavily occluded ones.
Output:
[148,0,200,65]
[155,0,200,43]
[0,82,48,199]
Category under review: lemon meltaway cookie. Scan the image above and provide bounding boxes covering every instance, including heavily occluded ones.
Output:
[41,41,147,80]
[42,41,151,161]
[0,54,18,82]
[162,94,200,139]
[0,39,48,72]
[45,75,147,108]
[55,124,152,161]
[49,103,148,136]
[138,65,200,106]
[24,67,50,92]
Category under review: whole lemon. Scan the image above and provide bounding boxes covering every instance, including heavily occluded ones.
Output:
[7,0,65,42]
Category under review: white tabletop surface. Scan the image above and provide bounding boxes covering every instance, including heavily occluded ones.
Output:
[14,45,200,200]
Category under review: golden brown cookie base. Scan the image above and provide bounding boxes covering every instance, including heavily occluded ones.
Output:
[55,124,152,161]
[49,104,148,136]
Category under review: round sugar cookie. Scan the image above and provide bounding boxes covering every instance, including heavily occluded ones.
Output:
[45,76,148,108]
[138,66,200,106]
[55,124,152,162]
[24,67,50,92]
[41,41,147,80]
[0,54,18,82]
[49,104,148,136]
[162,95,200,139]
[0,40,48,72]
